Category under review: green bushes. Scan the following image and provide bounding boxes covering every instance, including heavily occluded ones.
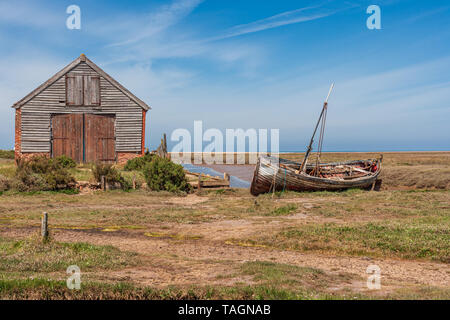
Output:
[53,155,76,168]
[0,175,10,192]
[143,156,192,193]
[14,157,76,192]
[124,153,155,171]
[0,150,14,159]
[92,163,130,190]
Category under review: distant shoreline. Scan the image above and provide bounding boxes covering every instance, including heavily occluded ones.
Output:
[169,151,450,156]
[279,150,450,153]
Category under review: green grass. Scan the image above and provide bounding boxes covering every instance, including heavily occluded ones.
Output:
[0,277,362,300]
[1,276,448,300]
[0,237,139,272]
[255,217,450,262]
[240,261,352,289]
[0,159,16,178]
[69,167,93,181]
[264,204,297,216]
[0,150,14,159]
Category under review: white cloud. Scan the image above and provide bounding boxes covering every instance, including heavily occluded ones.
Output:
[105,0,204,47]
[208,2,353,41]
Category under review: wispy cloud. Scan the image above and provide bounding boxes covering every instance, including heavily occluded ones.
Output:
[209,3,352,41]
[108,0,204,47]
[404,6,450,24]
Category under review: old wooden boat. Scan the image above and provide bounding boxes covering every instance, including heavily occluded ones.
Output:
[250,155,382,195]
[250,84,383,195]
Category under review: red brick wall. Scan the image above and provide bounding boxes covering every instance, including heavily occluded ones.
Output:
[19,153,51,160]
[142,110,147,155]
[14,108,21,161]
[117,152,141,165]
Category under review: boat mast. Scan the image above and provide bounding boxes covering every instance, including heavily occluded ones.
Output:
[299,83,334,172]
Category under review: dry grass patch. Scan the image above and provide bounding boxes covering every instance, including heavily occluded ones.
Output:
[253,216,449,262]
[0,236,139,272]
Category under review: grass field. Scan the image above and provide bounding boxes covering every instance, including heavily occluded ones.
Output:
[0,152,449,299]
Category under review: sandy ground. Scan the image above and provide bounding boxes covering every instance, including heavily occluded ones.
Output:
[1,151,449,298]
[1,214,448,294]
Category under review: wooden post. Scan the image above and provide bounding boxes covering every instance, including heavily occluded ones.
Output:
[224,173,230,187]
[101,175,106,191]
[372,179,382,191]
[197,174,202,193]
[41,212,49,242]
[271,171,277,199]
[163,133,167,157]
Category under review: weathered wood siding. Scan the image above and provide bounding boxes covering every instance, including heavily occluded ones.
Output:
[20,62,143,153]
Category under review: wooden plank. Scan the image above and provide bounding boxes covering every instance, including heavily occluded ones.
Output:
[51,114,83,162]
[83,76,100,106]
[84,114,115,162]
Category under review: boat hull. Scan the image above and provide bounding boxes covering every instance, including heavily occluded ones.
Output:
[250,156,382,196]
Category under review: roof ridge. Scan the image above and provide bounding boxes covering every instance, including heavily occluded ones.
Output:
[11,55,150,110]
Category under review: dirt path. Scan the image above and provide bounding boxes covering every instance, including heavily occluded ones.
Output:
[2,226,448,293]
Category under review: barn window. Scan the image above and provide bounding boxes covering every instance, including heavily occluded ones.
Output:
[66,75,100,106]
[84,76,100,106]
[66,75,83,106]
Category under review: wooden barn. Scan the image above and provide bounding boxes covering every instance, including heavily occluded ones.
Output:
[12,54,150,164]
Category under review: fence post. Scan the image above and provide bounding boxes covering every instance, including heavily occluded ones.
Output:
[101,175,105,191]
[41,212,49,242]
[197,174,202,193]
[224,173,230,187]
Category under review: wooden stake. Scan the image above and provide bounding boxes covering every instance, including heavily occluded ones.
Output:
[101,175,106,191]
[197,174,202,193]
[41,212,49,242]
[224,173,230,187]
[271,171,277,199]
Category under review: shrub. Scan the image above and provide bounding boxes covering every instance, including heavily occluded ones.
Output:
[0,175,11,192]
[143,156,192,193]
[92,163,130,190]
[14,157,76,191]
[124,153,155,171]
[54,155,76,168]
[0,150,14,159]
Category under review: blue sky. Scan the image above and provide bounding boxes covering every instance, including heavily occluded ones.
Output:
[0,0,449,151]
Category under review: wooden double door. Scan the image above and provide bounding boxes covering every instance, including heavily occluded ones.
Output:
[52,114,115,163]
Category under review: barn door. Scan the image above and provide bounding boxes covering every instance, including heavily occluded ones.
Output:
[84,114,116,163]
[52,114,83,162]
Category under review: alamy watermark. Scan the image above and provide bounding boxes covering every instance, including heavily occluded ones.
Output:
[366,264,381,290]
[366,5,381,30]
[66,265,81,290]
[171,121,279,165]
[66,5,81,30]
[65,5,379,31]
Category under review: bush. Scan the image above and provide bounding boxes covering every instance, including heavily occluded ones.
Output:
[0,175,11,192]
[92,163,130,190]
[14,157,76,192]
[54,155,76,168]
[0,150,14,159]
[124,153,155,171]
[143,157,192,193]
